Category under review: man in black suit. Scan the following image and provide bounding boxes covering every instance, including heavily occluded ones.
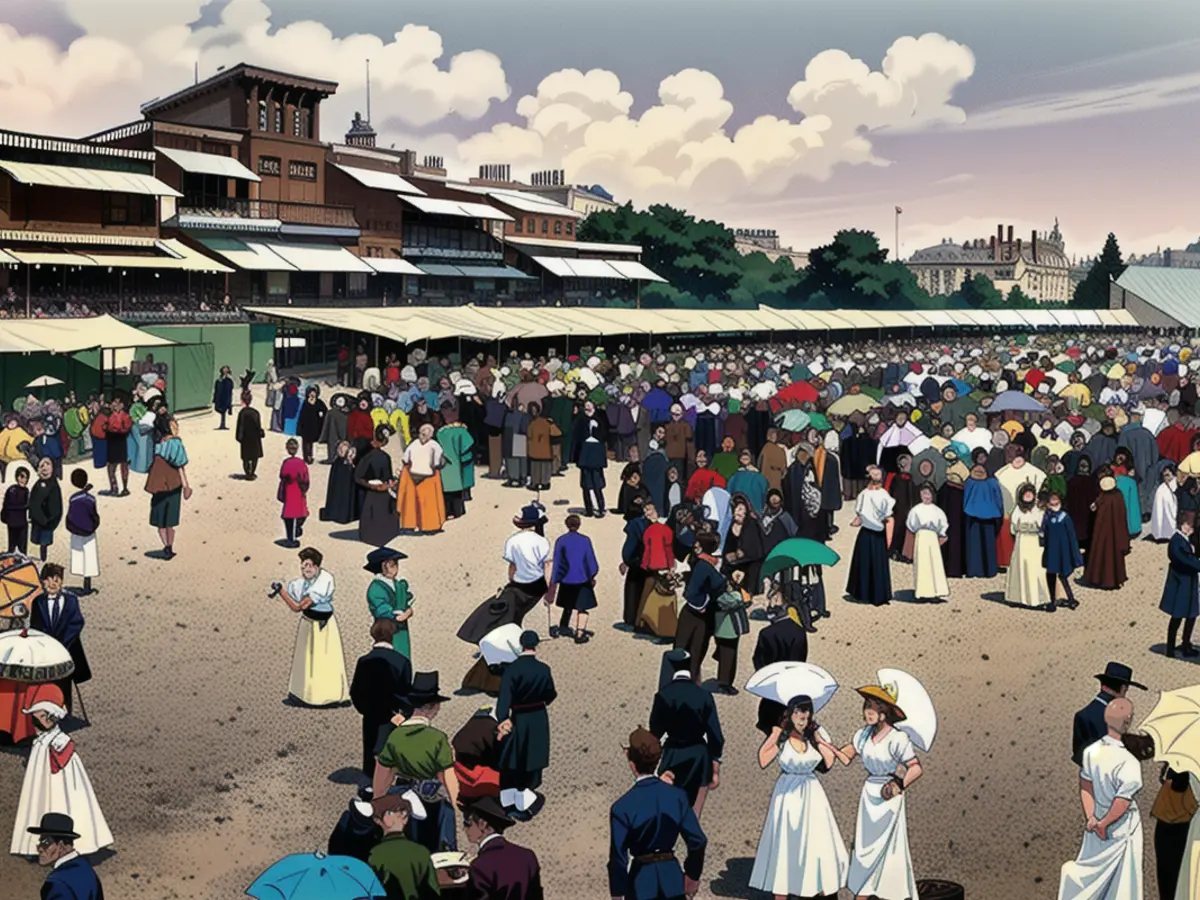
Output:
[29,563,90,716]
[1071,661,1145,766]
[751,604,810,735]
[350,618,413,778]
[649,649,724,822]
[30,813,104,900]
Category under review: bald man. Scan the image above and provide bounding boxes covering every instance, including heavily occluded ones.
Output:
[1058,696,1145,900]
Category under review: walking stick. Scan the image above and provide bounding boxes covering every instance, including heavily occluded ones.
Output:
[73,682,90,726]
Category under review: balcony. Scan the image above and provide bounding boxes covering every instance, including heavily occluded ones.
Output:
[172,195,360,237]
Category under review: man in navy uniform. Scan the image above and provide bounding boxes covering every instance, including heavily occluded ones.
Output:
[609,727,706,900]
[1071,661,1145,766]
[649,650,724,821]
[496,630,557,821]
[1160,515,1200,658]
[30,813,104,899]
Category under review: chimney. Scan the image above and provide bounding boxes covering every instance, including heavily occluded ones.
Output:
[989,235,996,258]
[1031,229,1038,263]
[997,225,1004,260]
[1016,237,1023,259]
[1007,225,1014,246]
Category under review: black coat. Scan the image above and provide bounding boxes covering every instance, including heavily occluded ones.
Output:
[350,646,413,772]
[28,478,62,531]
[320,456,358,524]
[1071,694,1110,766]
[30,591,91,684]
[212,375,234,413]
[297,399,328,442]
[235,407,265,460]
[496,654,557,776]
[328,799,382,864]
[751,617,809,734]
[649,677,725,806]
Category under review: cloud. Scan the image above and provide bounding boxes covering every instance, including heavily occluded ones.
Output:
[932,173,975,186]
[454,33,974,207]
[957,71,1200,131]
[0,0,510,137]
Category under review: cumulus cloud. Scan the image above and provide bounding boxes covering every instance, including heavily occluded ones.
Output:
[455,33,974,208]
[0,0,510,137]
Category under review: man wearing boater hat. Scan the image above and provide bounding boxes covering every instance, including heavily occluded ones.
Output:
[29,812,104,899]
[1071,662,1146,767]
[461,795,544,898]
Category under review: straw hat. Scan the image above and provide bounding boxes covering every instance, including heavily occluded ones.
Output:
[855,683,906,721]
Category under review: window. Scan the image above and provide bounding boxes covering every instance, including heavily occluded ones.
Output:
[258,101,268,131]
[554,220,562,235]
[274,104,283,133]
[293,108,302,137]
[102,193,153,226]
[258,156,282,177]
[287,160,317,181]
[514,218,523,233]
[566,222,573,236]
[347,273,369,297]
[526,218,535,233]
[541,219,548,234]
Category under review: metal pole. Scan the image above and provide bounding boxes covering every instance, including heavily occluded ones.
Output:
[24,266,30,318]
[894,208,900,261]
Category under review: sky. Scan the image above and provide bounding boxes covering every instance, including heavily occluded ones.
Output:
[2,0,1200,259]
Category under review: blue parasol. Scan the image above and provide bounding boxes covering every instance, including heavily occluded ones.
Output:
[246,853,386,900]
[986,390,1045,414]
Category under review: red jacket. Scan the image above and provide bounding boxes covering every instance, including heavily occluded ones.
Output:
[685,468,725,502]
[641,522,675,571]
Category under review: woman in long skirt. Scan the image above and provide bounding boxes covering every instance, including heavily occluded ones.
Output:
[1007,484,1052,610]
[275,547,348,707]
[354,425,399,547]
[278,439,310,548]
[1151,465,1179,542]
[837,686,924,900]
[749,694,849,899]
[397,423,447,534]
[320,441,358,524]
[845,467,895,606]
[905,483,949,602]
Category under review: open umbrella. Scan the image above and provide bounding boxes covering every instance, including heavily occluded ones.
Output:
[247,852,386,900]
[760,539,841,580]
[0,553,42,620]
[0,629,74,683]
[772,381,818,408]
[986,390,1046,414]
[478,623,524,666]
[25,375,64,389]
[807,412,831,432]
[774,410,810,433]
[746,661,838,710]
[826,394,877,417]
[1180,452,1200,479]
[1141,685,1200,777]
[877,668,938,752]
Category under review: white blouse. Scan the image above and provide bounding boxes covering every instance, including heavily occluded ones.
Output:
[403,439,445,477]
[905,503,948,536]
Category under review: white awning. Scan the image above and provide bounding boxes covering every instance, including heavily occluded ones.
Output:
[0,315,177,354]
[333,164,425,196]
[1021,309,1057,329]
[364,257,425,276]
[476,188,583,219]
[3,249,98,267]
[86,239,232,273]
[260,242,373,273]
[1074,310,1102,327]
[604,259,667,282]
[564,259,625,279]
[528,256,574,278]
[506,235,642,254]
[157,146,259,182]
[195,237,295,271]
[990,310,1027,327]
[401,195,515,222]
[0,161,181,197]
[0,248,16,265]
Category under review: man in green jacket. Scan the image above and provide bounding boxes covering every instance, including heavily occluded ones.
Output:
[368,792,440,899]
[437,405,475,520]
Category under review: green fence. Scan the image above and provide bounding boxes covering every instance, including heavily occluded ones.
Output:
[131,343,215,412]
[1,353,103,410]
[141,322,277,382]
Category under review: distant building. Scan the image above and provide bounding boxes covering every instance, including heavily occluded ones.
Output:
[732,228,809,268]
[906,220,1072,303]
[1128,244,1200,269]
[1069,256,1094,287]
[521,171,618,217]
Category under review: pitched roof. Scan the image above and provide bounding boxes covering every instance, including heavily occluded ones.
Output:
[1115,266,1200,325]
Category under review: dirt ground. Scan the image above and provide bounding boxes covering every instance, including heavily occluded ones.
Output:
[0,387,1187,899]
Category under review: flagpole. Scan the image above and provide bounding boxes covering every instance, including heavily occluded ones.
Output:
[894,206,901,262]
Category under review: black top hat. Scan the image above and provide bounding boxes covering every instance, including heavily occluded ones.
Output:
[409,671,450,706]
[364,547,408,574]
[27,813,80,841]
[513,502,547,528]
[1095,662,1146,690]
[459,795,514,831]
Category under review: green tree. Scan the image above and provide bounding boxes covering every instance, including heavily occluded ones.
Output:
[1006,285,1036,309]
[799,229,928,308]
[958,272,1003,308]
[1072,232,1125,309]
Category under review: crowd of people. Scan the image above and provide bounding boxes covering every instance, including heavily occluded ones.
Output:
[0,285,243,319]
[8,323,1200,899]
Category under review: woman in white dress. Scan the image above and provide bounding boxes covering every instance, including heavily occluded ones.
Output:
[836,685,923,900]
[1151,465,1179,542]
[905,484,949,602]
[276,546,349,707]
[11,687,113,857]
[749,694,849,899]
[1006,484,1052,610]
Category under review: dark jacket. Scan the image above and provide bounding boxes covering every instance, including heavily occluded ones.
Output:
[65,491,99,537]
[496,654,557,776]
[235,407,265,460]
[42,854,104,900]
[1072,693,1111,767]
[751,615,810,734]
[297,399,328,442]
[351,646,414,770]
[29,478,63,531]
[1,483,28,527]
[212,375,234,413]
[30,591,91,684]
[328,798,382,864]
[649,677,725,806]
[468,835,544,900]
[608,777,706,900]
[1160,531,1200,619]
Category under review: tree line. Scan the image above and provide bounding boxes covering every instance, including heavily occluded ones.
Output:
[577,203,1127,310]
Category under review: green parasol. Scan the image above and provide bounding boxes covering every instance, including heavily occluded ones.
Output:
[807,412,831,431]
[774,409,810,432]
[760,539,841,580]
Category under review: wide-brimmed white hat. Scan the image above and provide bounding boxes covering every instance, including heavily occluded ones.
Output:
[22,700,66,721]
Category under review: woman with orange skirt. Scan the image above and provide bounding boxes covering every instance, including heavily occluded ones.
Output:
[398,423,447,534]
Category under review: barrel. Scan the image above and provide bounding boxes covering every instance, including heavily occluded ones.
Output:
[918,878,965,900]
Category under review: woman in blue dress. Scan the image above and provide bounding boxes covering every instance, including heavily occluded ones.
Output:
[1111,449,1142,537]
[1042,488,1083,610]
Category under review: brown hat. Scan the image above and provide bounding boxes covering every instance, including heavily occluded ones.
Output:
[856,684,907,721]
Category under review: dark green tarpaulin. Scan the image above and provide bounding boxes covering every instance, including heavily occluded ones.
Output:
[141,323,277,383]
[0,353,102,410]
[132,343,214,412]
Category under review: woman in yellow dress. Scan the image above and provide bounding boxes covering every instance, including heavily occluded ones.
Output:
[276,546,349,707]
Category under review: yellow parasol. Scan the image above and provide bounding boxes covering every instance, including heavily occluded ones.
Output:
[1140,685,1200,777]
[0,554,42,620]
[1180,452,1200,479]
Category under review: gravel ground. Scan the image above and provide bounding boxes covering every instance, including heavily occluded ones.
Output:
[0,390,1186,899]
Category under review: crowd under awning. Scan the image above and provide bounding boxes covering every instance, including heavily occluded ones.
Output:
[245,303,1143,345]
[0,160,181,197]
[0,315,178,354]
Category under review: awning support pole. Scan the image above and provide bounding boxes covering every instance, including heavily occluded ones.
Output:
[25,266,30,318]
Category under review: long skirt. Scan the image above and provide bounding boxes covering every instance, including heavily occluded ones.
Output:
[287,615,349,707]
[996,516,1015,568]
[964,516,998,578]
[149,488,182,529]
[398,469,446,533]
[10,734,113,856]
[637,577,678,638]
[848,777,919,900]
[444,490,466,518]
[1058,813,1142,900]
[911,530,948,600]
[1006,532,1050,608]
[359,490,399,547]
[1173,804,1200,900]
[749,772,849,897]
[69,533,100,579]
[846,528,891,606]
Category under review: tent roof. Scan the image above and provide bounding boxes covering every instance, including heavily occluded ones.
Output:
[1115,266,1200,327]
[0,315,177,354]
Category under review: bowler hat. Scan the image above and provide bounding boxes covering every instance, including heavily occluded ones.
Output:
[409,671,450,706]
[459,795,515,831]
[27,813,79,841]
[1095,662,1146,690]
[364,546,408,574]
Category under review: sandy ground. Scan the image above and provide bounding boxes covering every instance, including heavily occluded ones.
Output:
[0,387,1189,899]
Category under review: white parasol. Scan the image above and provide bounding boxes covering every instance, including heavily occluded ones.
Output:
[1140,685,1200,777]
[877,667,937,752]
[745,662,838,711]
[0,628,75,683]
[25,375,64,389]
[478,623,523,667]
